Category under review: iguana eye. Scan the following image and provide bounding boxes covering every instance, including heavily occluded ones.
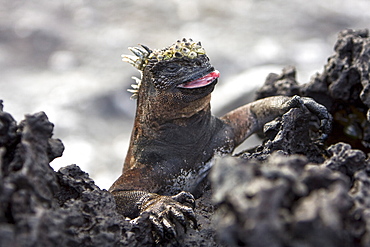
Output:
[165,64,180,73]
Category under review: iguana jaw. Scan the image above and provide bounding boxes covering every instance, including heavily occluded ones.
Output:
[177,70,220,89]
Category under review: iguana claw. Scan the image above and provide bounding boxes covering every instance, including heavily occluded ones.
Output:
[283,96,332,141]
[137,191,197,241]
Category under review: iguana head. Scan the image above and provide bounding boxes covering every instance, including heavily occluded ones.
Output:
[122,38,219,102]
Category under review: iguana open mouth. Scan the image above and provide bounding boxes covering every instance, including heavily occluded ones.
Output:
[177,70,220,89]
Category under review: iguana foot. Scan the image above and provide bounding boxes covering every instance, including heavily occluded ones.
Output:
[134,191,197,241]
[282,95,332,141]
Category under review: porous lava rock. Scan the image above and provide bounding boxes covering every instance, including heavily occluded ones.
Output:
[0,101,155,247]
[237,106,326,163]
[256,28,370,152]
[211,150,369,247]
[211,28,370,247]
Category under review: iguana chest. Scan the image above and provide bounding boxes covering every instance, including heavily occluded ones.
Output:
[127,109,235,195]
[159,158,215,196]
[138,122,234,196]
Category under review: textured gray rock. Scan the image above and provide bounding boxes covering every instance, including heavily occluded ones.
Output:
[211,154,361,247]
[324,142,368,179]
[237,107,326,163]
[256,29,370,151]
[211,28,370,247]
[0,102,153,247]
[350,169,370,246]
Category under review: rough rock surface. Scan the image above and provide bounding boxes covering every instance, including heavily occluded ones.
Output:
[237,106,326,163]
[1,29,370,246]
[256,29,370,152]
[0,102,154,247]
[212,150,369,247]
[212,28,370,247]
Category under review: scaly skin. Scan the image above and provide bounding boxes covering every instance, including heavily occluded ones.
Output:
[109,39,331,240]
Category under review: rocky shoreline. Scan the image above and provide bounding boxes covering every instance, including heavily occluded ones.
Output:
[1,29,370,246]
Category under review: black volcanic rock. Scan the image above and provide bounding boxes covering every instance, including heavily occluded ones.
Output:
[0,102,154,247]
[256,29,370,152]
[211,154,361,247]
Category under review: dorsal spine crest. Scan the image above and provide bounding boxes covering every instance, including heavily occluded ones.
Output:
[121,39,206,98]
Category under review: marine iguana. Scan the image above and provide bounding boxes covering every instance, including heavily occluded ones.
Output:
[109,38,331,239]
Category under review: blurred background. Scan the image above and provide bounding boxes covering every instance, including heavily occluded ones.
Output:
[1,0,369,189]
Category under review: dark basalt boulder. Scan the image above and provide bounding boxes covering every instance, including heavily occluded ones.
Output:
[1,29,370,246]
[237,106,326,163]
[211,28,370,247]
[212,150,369,247]
[256,29,370,152]
[0,102,153,247]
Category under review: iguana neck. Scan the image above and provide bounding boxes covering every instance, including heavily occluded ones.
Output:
[123,84,212,171]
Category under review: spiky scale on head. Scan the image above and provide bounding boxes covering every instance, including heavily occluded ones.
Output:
[122,39,207,98]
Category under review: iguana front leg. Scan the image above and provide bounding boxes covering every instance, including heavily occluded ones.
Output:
[221,95,332,147]
[112,190,196,240]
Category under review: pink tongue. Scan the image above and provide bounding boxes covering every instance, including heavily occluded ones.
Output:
[178,70,220,88]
